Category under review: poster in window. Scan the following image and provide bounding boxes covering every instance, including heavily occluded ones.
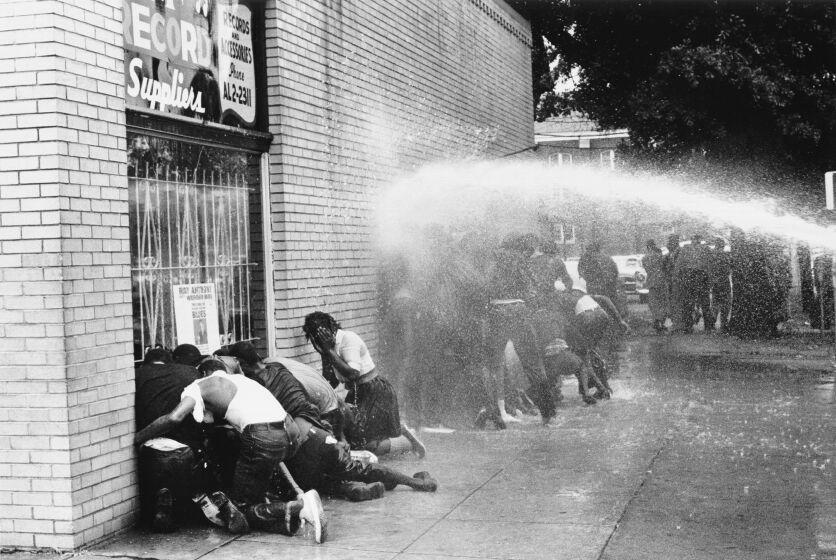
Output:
[122,0,259,128]
[173,283,221,354]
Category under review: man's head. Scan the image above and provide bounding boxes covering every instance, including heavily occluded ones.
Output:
[227,341,264,375]
[173,344,204,367]
[197,357,229,378]
[646,239,658,252]
[303,311,340,341]
[692,233,703,244]
[144,347,172,365]
[541,240,559,256]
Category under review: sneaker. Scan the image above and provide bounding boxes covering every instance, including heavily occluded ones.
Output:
[411,471,438,492]
[152,488,176,533]
[338,481,385,502]
[401,425,427,458]
[298,490,326,544]
[212,491,250,534]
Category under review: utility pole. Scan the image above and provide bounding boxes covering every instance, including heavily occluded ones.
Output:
[826,172,836,347]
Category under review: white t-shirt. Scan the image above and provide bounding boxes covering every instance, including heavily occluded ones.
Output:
[335,329,376,383]
[181,371,286,431]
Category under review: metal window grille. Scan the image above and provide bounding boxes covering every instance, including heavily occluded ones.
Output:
[129,163,255,358]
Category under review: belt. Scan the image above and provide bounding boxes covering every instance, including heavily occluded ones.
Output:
[244,415,301,456]
[245,420,287,431]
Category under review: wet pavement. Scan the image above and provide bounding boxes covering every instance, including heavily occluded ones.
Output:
[7,330,836,560]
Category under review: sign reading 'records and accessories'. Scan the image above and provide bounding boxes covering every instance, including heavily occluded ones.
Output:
[123,0,258,128]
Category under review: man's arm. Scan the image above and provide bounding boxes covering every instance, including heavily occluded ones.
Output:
[591,295,629,331]
[134,397,196,446]
[555,259,574,290]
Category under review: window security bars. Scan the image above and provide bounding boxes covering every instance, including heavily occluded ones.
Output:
[129,163,254,359]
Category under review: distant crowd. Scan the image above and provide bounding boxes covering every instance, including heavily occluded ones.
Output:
[640,231,791,338]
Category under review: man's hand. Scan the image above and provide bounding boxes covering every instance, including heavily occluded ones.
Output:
[315,326,336,350]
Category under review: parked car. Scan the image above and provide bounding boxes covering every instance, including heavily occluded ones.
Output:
[612,255,648,301]
[564,255,647,301]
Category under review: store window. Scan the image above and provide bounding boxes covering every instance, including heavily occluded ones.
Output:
[127,132,263,360]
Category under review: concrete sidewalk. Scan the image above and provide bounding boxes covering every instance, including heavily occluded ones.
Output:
[5,334,835,560]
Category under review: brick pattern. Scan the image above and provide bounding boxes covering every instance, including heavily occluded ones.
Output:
[264,0,534,359]
[0,0,134,550]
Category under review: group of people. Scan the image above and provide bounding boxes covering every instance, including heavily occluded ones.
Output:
[134,312,435,539]
[379,231,630,434]
[641,232,791,337]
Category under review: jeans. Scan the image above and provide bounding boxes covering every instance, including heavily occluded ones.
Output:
[483,301,555,421]
[286,427,417,492]
[230,422,292,508]
[138,445,200,524]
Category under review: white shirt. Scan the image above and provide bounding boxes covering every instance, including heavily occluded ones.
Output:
[181,371,286,431]
[335,329,376,383]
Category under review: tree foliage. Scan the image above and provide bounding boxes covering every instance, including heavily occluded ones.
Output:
[523,0,836,168]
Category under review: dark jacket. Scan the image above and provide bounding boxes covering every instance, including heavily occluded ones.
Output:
[135,362,203,450]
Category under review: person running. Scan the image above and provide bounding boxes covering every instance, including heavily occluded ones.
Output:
[135,358,319,537]
[303,311,426,457]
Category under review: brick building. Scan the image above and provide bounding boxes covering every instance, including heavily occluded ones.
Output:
[0,0,534,550]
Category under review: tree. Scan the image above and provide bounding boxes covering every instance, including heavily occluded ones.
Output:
[519,0,836,170]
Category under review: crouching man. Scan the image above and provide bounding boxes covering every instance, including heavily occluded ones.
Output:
[135,348,204,532]
[553,284,629,404]
[135,358,321,537]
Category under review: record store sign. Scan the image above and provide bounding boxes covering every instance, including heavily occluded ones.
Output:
[123,0,257,128]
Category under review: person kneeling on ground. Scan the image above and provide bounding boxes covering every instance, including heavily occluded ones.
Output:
[303,311,426,457]
[135,358,320,537]
[226,342,438,502]
[135,347,206,532]
[552,284,629,404]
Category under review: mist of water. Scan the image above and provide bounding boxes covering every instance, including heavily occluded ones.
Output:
[377,160,836,252]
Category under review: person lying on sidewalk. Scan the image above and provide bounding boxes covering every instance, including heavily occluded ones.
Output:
[303,311,427,458]
[135,358,320,537]
[225,341,438,502]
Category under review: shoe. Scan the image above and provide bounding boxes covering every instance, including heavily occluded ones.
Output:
[492,413,507,430]
[298,490,327,544]
[401,424,427,458]
[582,394,598,405]
[152,488,177,533]
[339,481,385,502]
[411,471,438,492]
[212,491,250,534]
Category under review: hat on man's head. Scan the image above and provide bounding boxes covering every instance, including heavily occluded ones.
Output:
[227,341,262,365]
[173,344,204,367]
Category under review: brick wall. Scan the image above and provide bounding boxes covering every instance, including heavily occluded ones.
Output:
[0,0,134,550]
[0,0,531,548]
[264,0,534,359]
